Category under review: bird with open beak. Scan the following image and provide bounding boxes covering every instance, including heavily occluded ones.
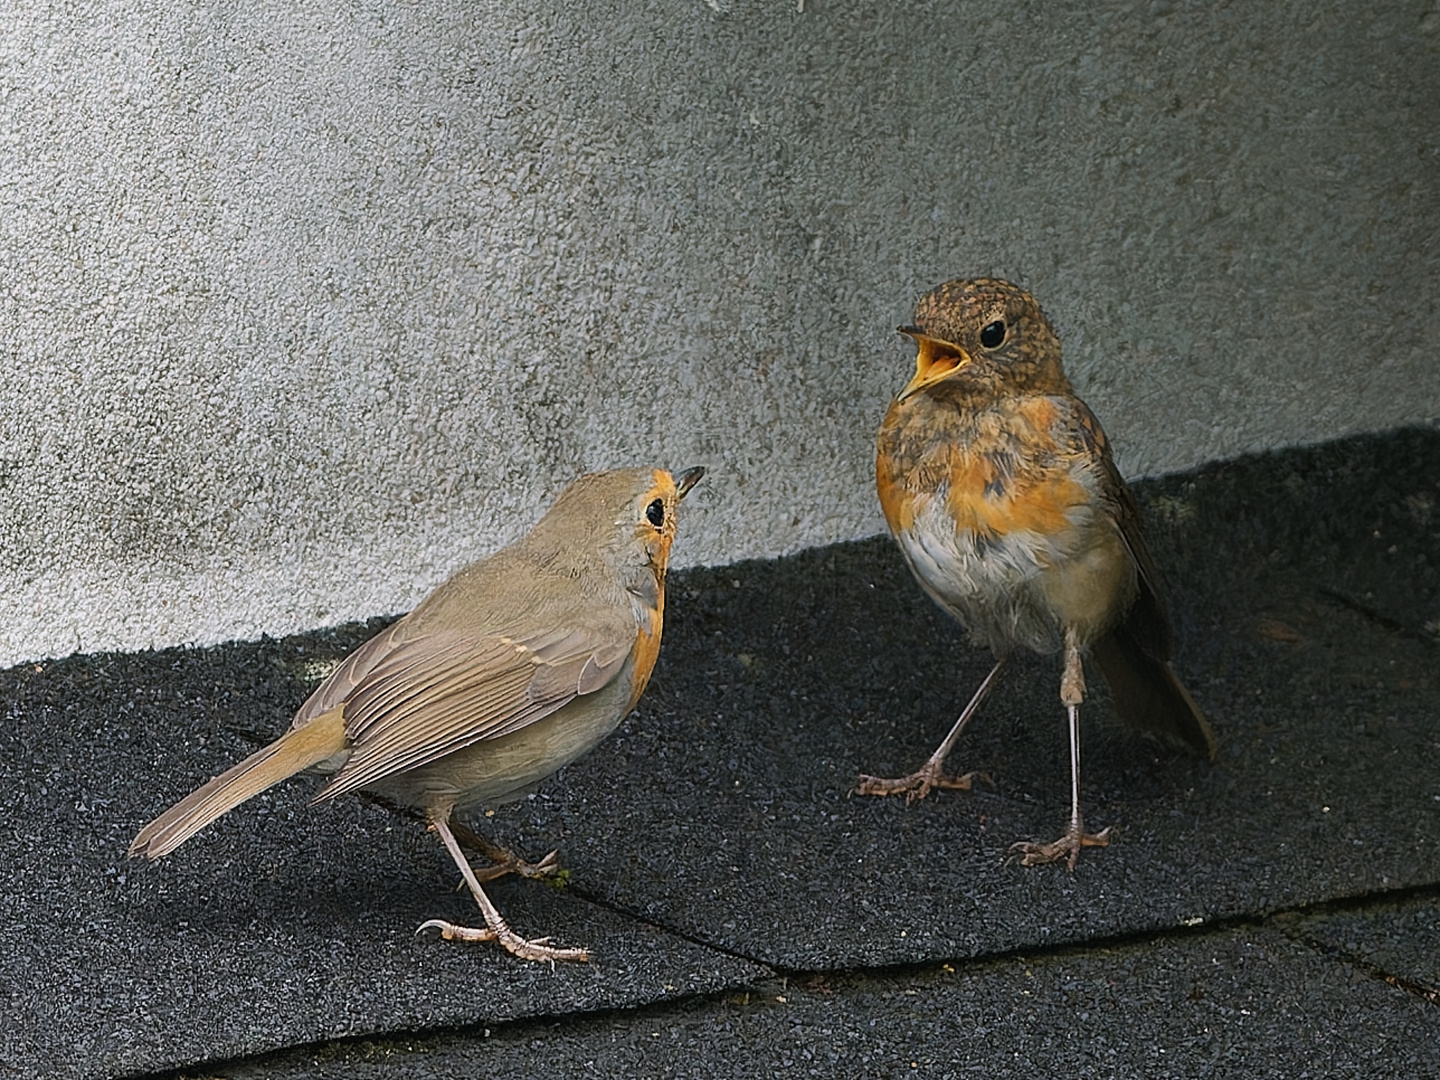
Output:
[862,277,1214,868]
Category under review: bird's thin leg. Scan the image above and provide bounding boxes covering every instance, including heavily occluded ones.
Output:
[359,793,562,882]
[857,657,1006,803]
[449,819,562,883]
[417,812,590,963]
[1011,631,1111,869]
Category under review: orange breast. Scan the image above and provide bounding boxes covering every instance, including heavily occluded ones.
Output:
[879,395,1090,544]
[625,602,664,712]
[945,453,1088,540]
[883,441,1088,543]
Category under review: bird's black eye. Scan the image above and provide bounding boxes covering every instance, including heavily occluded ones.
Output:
[646,499,665,528]
[980,320,1006,348]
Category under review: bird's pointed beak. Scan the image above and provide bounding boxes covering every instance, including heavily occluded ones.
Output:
[674,466,705,500]
[895,326,972,402]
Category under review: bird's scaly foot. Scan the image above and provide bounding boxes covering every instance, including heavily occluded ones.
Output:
[424,815,588,962]
[856,765,992,803]
[1010,825,1111,870]
[471,846,561,884]
[417,919,591,963]
[449,820,563,883]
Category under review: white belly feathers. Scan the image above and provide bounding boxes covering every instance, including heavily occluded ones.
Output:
[894,487,1096,654]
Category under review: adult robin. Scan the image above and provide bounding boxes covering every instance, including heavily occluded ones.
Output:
[860,277,1214,868]
[130,466,704,962]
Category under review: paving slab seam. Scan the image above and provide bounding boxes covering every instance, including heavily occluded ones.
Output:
[106,908,1300,1079]
[1312,584,1435,643]
[575,882,1440,984]
[1283,938,1440,1008]
[1259,881,1440,926]
[566,881,792,974]
[96,853,1440,1078]
[1270,891,1440,1007]
[117,983,784,1080]
[120,885,1440,1080]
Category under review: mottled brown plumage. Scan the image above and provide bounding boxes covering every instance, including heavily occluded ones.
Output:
[862,277,1213,868]
[131,466,703,961]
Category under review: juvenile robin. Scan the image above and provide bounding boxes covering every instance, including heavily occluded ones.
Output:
[131,466,704,962]
[860,277,1214,868]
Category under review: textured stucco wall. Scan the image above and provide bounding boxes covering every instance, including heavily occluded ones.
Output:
[2,0,1437,665]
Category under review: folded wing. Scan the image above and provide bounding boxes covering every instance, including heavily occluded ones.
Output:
[312,619,634,801]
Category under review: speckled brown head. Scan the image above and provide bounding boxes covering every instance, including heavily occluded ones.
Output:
[895,277,1071,402]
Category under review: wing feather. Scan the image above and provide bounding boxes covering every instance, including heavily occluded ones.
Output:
[1054,395,1173,661]
[312,618,635,801]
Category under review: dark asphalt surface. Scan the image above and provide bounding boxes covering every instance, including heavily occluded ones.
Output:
[4,425,1438,1078]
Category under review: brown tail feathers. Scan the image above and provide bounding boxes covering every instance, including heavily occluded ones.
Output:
[128,709,348,859]
[1091,626,1216,761]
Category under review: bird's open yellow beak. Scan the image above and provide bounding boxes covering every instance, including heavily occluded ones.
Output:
[895,326,972,402]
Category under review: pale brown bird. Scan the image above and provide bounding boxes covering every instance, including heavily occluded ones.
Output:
[861,277,1214,868]
[131,466,704,961]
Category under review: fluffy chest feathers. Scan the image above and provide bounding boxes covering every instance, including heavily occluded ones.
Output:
[876,392,1120,653]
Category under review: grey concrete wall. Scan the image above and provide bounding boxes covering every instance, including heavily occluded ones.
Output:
[2,0,1437,666]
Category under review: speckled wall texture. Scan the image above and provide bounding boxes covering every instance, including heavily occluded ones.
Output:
[1,0,1436,664]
